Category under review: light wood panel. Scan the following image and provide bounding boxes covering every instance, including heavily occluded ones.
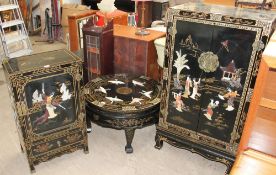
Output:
[203,0,235,6]
[230,149,276,175]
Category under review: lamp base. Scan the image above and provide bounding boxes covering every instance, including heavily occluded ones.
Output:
[135,28,150,35]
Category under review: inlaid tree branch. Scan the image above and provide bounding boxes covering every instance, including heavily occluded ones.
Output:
[173,50,190,81]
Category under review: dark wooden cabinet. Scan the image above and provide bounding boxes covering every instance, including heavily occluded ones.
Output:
[2,50,89,172]
[113,25,165,81]
[152,0,169,21]
[137,1,153,27]
[82,20,114,83]
[155,3,276,174]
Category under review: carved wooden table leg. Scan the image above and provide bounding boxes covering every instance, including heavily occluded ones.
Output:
[125,129,135,153]
[154,133,163,149]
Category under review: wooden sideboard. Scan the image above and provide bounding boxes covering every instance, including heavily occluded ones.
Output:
[68,10,97,52]
[231,32,276,174]
[113,25,166,81]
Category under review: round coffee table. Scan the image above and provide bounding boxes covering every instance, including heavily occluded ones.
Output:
[84,74,160,153]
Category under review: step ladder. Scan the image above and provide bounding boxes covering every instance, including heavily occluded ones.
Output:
[0,0,32,59]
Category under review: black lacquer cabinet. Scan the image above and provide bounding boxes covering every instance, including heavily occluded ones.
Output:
[155,3,276,174]
[2,50,89,172]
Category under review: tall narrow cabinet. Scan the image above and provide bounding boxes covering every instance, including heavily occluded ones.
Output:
[155,3,276,174]
[2,50,88,172]
[82,20,114,83]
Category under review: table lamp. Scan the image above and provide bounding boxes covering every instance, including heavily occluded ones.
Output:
[96,0,117,27]
[132,0,152,35]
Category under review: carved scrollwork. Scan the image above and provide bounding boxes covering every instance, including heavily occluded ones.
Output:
[252,59,261,76]
[245,88,254,102]
[106,117,153,128]
[16,101,28,116]
[33,143,52,153]
[64,134,81,144]
[221,16,254,25]
[75,73,82,82]
[162,68,169,80]
[122,106,137,111]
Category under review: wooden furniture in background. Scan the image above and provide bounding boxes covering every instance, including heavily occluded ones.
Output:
[96,10,128,26]
[137,1,153,27]
[235,0,273,9]
[82,19,114,83]
[203,0,236,6]
[113,25,165,81]
[231,32,276,174]
[231,149,276,175]
[68,10,97,52]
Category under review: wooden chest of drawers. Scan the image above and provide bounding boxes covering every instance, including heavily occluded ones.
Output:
[113,25,166,81]
[2,50,89,172]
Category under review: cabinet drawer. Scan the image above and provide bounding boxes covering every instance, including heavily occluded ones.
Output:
[32,131,84,156]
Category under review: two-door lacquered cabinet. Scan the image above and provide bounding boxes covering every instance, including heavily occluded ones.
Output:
[2,49,89,172]
[155,3,276,174]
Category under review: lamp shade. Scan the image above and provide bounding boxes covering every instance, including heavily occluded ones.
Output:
[98,0,117,12]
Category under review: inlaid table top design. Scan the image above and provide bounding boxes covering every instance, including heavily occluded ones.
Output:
[84,74,161,153]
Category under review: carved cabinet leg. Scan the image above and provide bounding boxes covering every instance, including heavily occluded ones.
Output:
[86,115,92,133]
[20,144,24,153]
[30,164,35,173]
[124,129,135,153]
[83,146,89,154]
[225,161,233,175]
[154,134,163,149]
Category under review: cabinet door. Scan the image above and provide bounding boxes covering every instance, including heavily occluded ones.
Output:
[24,74,77,135]
[197,25,258,143]
[166,20,214,132]
[162,15,264,154]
